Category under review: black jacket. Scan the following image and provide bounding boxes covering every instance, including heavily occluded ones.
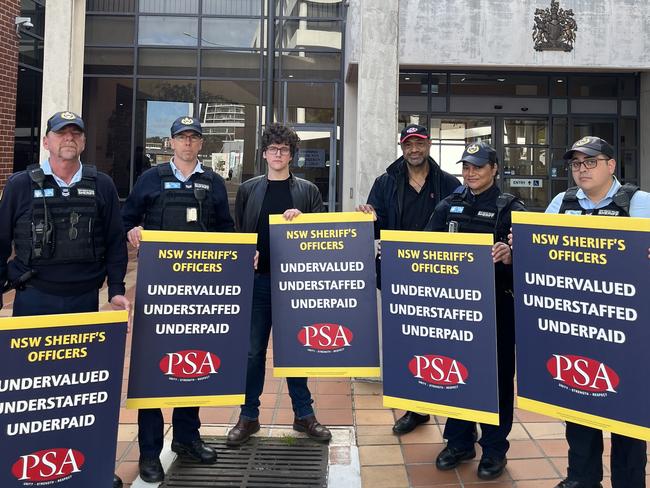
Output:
[366,156,461,238]
[235,173,325,232]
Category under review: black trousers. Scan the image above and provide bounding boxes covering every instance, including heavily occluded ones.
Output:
[566,422,646,487]
[443,293,516,460]
[138,407,201,459]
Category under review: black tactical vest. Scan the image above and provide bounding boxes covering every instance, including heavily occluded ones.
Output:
[14,164,105,266]
[558,183,639,217]
[445,186,516,238]
[143,163,219,231]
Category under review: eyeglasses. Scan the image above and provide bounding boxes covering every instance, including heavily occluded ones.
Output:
[568,157,609,170]
[69,211,79,240]
[174,134,202,143]
[266,146,291,156]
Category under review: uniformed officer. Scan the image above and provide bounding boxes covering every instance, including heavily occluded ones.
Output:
[0,111,129,488]
[357,124,461,435]
[122,116,234,483]
[427,142,525,481]
[543,136,650,488]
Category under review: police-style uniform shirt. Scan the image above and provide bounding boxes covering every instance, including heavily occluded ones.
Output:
[0,160,128,301]
[121,160,235,233]
[546,177,650,217]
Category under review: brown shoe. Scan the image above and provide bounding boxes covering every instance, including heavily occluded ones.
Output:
[293,415,332,442]
[226,417,260,446]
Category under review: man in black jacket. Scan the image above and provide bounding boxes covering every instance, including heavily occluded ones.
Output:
[226,123,332,446]
[357,124,461,435]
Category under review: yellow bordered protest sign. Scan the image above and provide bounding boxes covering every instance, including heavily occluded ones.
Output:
[269,211,380,378]
[380,229,500,425]
[126,231,257,409]
[512,211,650,440]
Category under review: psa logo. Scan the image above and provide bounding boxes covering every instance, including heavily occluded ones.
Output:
[409,355,468,389]
[159,350,221,380]
[11,448,85,483]
[547,354,619,395]
[297,324,353,353]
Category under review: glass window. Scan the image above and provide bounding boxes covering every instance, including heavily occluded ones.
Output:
[292,129,334,208]
[135,80,196,180]
[84,47,134,75]
[20,0,45,37]
[279,20,342,50]
[572,120,615,146]
[550,77,567,97]
[138,48,197,76]
[200,80,261,196]
[429,118,492,177]
[139,0,198,14]
[619,149,637,182]
[138,16,198,46]
[502,147,548,177]
[201,18,264,48]
[281,0,343,17]
[82,78,134,198]
[551,118,567,147]
[570,76,617,97]
[504,119,547,145]
[203,0,261,16]
[18,37,44,69]
[450,74,548,96]
[278,51,341,80]
[285,82,335,124]
[620,77,637,97]
[399,73,427,112]
[550,148,569,178]
[431,73,447,96]
[86,0,135,13]
[620,119,637,147]
[398,114,427,132]
[503,179,547,210]
[13,68,42,172]
[201,50,261,78]
[85,16,135,45]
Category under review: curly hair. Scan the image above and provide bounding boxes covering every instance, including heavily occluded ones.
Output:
[261,123,300,157]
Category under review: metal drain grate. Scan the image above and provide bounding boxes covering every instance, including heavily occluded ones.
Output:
[162,437,328,488]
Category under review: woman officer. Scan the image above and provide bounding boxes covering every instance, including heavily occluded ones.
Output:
[426,141,525,481]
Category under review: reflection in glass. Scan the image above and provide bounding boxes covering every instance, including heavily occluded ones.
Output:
[503,119,547,145]
[292,129,333,207]
[138,16,198,46]
[82,78,133,198]
[550,148,569,178]
[503,179,547,209]
[19,37,43,68]
[139,0,198,14]
[85,47,134,75]
[281,0,343,17]
[201,50,262,78]
[279,20,342,49]
[20,0,45,36]
[429,119,492,176]
[399,73,428,112]
[200,80,261,204]
[138,48,197,76]
[279,51,341,80]
[451,74,548,96]
[551,118,567,147]
[85,16,134,45]
[502,147,548,177]
[203,0,260,15]
[572,120,614,145]
[202,18,263,48]
[570,76,617,97]
[550,77,567,97]
[620,119,637,147]
[551,179,570,200]
[620,76,637,97]
[620,149,637,182]
[87,0,135,13]
[285,82,335,124]
[14,68,42,172]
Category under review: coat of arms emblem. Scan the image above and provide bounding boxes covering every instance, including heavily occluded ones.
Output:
[533,0,577,52]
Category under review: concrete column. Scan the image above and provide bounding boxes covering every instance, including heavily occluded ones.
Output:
[640,72,650,191]
[353,0,399,206]
[39,0,86,161]
[342,80,358,211]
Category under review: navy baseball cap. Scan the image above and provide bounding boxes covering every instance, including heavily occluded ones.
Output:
[171,116,203,137]
[458,142,498,167]
[400,124,429,143]
[563,136,614,160]
[46,111,85,133]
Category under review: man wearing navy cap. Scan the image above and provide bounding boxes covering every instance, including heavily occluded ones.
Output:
[427,142,524,480]
[122,115,234,482]
[357,123,460,435]
[0,111,130,488]
[544,136,650,488]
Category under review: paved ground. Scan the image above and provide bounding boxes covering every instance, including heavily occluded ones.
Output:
[2,251,648,487]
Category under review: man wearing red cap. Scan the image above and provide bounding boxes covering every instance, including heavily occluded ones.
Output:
[357,123,460,435]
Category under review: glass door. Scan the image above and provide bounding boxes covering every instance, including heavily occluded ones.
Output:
[291,126,337,210]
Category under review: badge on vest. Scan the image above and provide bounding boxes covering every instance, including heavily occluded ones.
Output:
[194,182,210,190]
[477,211,495,218]
[77,188,95,197]
[597,209,620,216]
[450,206,464,214]
[186,207,198,222]
[33,188,55,198]
[164,182,182,189]
[564,210,582,215]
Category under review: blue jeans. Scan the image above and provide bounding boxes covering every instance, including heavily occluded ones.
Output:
[240,273,314,420]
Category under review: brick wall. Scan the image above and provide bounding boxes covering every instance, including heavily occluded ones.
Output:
[0,0,20,190]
